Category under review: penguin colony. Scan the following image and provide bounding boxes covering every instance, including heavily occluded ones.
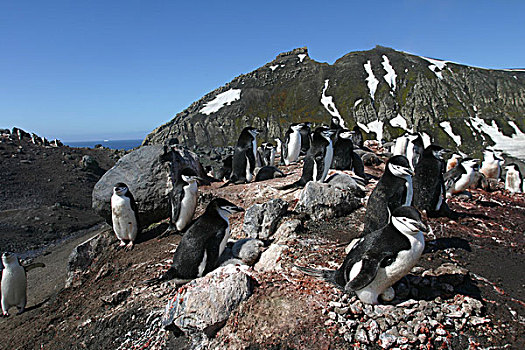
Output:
[3,120,522,320]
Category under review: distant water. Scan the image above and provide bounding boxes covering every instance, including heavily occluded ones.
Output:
[65,139,142,150]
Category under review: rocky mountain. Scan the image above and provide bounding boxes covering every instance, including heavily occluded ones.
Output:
[144,46,525,158]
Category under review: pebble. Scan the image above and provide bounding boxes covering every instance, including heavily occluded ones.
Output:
[379,333,397,349]
[355,327,369,344]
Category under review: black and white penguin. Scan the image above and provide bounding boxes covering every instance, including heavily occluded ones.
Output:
[144,198,244,285]
[413,145,461,218]
[331,129,355,171]
[257,142,276,167]
[480,150,502,179]
[1,252,45,316]
[278,127,335,189]
[444,158,479,197]
[282,123,303,165]
[111,183,140,250]
[297,206,427,305]
[505,164,523,194]
[299,122,312,155]
[405,134,424,170]
[351,125,364,149]
[254,166,285,182]
[330,117,343,130]
[362,155,414,235]
[229,127,260,184]
[216,155,233,181]
[166,168,203,235]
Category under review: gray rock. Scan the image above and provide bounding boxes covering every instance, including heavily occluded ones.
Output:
[231,238,264,265]
[273,219,302,244]
[92,145,205,227]
[242,198,288,239]
[355,326,369,344]
[379,332,397,349]
[80,155,103,174]
[254,244,287,272]
[66,230,116,288]
[162,265,253,336]
[325,172,365,196]
[295,181,362,220]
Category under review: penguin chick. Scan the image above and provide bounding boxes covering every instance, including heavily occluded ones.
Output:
[505,164,522,194]
[297,206,427,305]
[444,158,479,197]
[362,155,414,235]
[111,183,140,250]
[480,150,502,179]
[144,198,244,285]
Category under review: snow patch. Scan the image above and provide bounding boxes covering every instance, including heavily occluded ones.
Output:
[320,80,345,128]
[428,65,443,80]
[473,105,478,112]
[421,133,432,148]
[367,119,384,141]
[420,56,449,80]
[354,99,363,107]
[439,121,462,146]
[357,122,370,133]
[389,114,408,131]
[381,55,397,93]
[364,60,379,100]
[470,117,525,159]
[270,65,279,71]
[298,54,307,63]
[199,89,241,115]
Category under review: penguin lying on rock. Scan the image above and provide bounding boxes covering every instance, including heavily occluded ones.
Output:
[296,206,427,305]
[2,252,45,316]
[144,198,244,285]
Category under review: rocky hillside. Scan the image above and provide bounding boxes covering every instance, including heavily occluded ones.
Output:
[144,46,525,158]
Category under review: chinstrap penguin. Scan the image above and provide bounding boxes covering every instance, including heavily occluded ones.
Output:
[480,150,502,179]
[296,206,427,305]
[1,252,45,316]
[444,158,479,197]
[144,198,244,285]
[254,166,285,182]
[362,155,414,235]
[405,134,424,170]
[331,129,355,171]
[282,123,303,165]
[299,122,312,155]
[111,182,140,250]
[278,127,335,190]
[227,127,261,185]
[446,153,462,172]
[257,142,276,167]
[505,164,522,194]
[165,168,204,235]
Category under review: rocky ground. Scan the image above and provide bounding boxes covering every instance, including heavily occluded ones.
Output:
[0,141,524,349]
[0,131,119,254]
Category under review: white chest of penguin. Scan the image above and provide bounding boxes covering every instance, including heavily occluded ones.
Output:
[287,130,301,163]
[387,232,425,278]
[111,195,137,232]
[176,182,198,231]
[2,264,26,302]
[245,139,257,182]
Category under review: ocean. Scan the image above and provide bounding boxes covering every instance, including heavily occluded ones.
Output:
[65,139,143,150]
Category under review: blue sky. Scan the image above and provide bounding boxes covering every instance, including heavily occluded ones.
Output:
[1,1,524,141]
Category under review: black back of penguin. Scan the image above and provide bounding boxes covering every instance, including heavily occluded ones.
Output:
[301,127,333,184]
[332,129,355,170]
[299,122,312,155]
[230,127,259,183]
[362,155,413,235]
[412,145,447,213]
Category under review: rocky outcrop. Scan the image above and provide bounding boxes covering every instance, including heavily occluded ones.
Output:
[242,198,289,240]
[92,145,206,227]
[143,46,525,158]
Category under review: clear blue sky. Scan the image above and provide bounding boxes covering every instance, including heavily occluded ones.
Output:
[1,1,523,141]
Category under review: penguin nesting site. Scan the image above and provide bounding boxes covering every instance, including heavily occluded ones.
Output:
[1,126,525,349]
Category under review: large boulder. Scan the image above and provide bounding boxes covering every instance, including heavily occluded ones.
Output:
[242,199,288,240]
[162,265,253,336]
[92,145,205,227]
[295,181,362,220]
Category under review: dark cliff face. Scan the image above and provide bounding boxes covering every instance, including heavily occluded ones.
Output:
[143,46,525,156]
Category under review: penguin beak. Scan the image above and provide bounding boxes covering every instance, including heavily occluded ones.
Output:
[404,167,415,176]
[416,221,429,233]
[232,205,245,213]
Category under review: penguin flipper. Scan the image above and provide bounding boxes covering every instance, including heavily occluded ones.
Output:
[294,265,341,289]
[23,262,45,272]
[345,257,381,291]
[170,185,184,226]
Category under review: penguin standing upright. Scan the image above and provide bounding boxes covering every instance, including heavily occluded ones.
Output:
[444,158,479,197]
[393,134,410,156]
[480,150,502,179]
[505,164,523,194]
[111,183,140,249]
[405,134,424,170]
[331,129,355,170]
[299,122,312,155]
[166,168,203,235]
[257,142,276,167]
[1,252,45,316]
[144,198,244,285]
[412,145,462,218]
[229,127,260,184]
[282,123,303,165]
[278,127,335,189]
[297,206,427,305]
[351,125,364,149]
[362,155,414,235]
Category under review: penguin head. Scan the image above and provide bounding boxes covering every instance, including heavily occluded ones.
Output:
[245,127,261,137]
[300,122,312,129]
[462,158,480,171]
[290,123,303,132]
[386,155,414,178]
[314,126,336,142]
[209,198,244,217]
[113,183,129,196]
[391,206,428,235]
[425,145,448,160]
[338,129,354,140]
[2,252,18,266]
[180,167,203,184]
[505,164,520,173]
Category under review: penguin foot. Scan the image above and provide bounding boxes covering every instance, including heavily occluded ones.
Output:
[119,241,127,247]
[159,226,178,238]
[16,307,25,315]
[2,311,9,317]
[125,241,134,250]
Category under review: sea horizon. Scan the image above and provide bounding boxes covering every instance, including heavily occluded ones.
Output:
[65,139,142,150]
